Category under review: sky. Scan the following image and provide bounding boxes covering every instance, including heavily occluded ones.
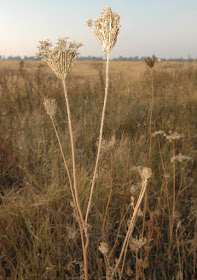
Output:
[0,0,197,59]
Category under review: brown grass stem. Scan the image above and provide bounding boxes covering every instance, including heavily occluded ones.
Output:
[61,78,88,279]
[169,141,176,253]
[85,50,110,224]
[102,152,113,274]
[102,152,113,243]
[50,117,74,200]
[148,68,154,160]
[109,178,148,280]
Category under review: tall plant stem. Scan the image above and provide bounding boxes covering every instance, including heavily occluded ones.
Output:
[169,141,176,254]
[50,117,74,200]
[61,79,88,278]
[142,68,154,237]
[85,50,110,224]
[149,68,154,160]
[83,51,110,280]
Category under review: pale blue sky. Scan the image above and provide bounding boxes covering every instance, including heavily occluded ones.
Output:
[0,0,197,59]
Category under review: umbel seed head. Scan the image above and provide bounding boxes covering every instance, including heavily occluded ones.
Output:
[43,97,57,117]
[35,37,82,80]
[87,6,120,53]
[144,54,156,68]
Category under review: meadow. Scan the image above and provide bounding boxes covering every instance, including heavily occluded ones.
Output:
[0,58,197,280]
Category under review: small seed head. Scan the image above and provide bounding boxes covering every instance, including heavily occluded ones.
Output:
[140,167,152,181]
[98,242,109,255]
[43,97,57,117]
[129,236,147,252]
[144,54,156,68]
[87,18,93,27]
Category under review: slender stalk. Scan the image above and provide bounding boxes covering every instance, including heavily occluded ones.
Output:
[108,204,131,260]
[110,179,148,280]
[85,50,110,224]
[50,117,74,200]
[169,141,176,253]
[61,79,84,225]
[149,68,154,160]
[102,151,113,274]
[136,250,139,280]
[142,68,154,237]
[61,79,88,279]
[102,152,113,242]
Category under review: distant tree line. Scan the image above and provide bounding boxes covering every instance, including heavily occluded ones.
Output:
[0,55,196,62]
[0,55,41,61]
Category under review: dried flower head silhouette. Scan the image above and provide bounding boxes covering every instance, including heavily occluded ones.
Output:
[87,6,120,53]
[144,54,156,68]
[35,37,82,80]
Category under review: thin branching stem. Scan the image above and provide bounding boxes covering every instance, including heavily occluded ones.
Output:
[109,179,148,280]
[50,117,74,199]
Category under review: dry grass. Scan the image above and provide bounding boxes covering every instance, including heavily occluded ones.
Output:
[0,56,197,279]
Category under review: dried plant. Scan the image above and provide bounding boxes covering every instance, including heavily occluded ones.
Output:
[85,6,120,225]
[43,97,57,117]
[84,9,121,279]
[144,54,156,68]
[108,168,152,280]
[87,6,120,53]
[35,7,153,280]
[36,36,87,279]
[35,37,82,80]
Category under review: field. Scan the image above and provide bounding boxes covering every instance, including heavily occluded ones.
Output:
[0,59,197,279]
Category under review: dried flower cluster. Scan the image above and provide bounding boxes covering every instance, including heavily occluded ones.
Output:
[98,135,116,153]
[165,131,183,142]
[152,130,184,142]
[171,153,193,163]
[144,54,156,68]
[98,242,109,255]
[87,7,120,53]
[43,97,57,117]
[129,236,147,252]
[130,184,140,195]
[140,167,152,181]
[152,130,165,137]
[35,37,82,80]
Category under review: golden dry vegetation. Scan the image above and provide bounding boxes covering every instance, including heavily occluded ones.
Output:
[0,59,197,279]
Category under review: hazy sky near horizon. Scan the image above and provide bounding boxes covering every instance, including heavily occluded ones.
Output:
[0,0,197,59]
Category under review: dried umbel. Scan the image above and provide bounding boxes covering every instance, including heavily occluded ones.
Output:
[144,54,156,68]
[140,167,152,181]
[87,6,120,53]
[129,236,147,252]
[35,37,82,80]
[43,97,57,117]
[98,242,109,255]
[165,131,183,142]
[171,153,193,163]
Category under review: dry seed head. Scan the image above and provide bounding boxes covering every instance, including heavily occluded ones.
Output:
[140,167,152,181]
[43,97,57,117]
[152,130,166,137]
[86,18,93,27]
[171,153,193,163]
[144,54,156,68]
[35,37,82,80]
[88,6,120,53]
[165,131,183,142]
[129,236,147,252]
[98,242,109,255]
